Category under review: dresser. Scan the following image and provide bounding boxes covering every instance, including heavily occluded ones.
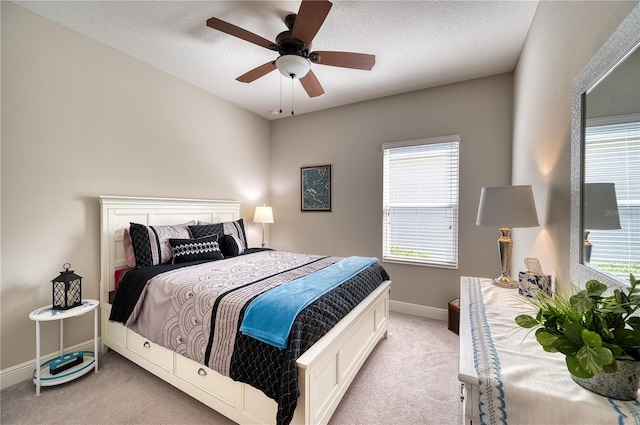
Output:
[457,276,640,425]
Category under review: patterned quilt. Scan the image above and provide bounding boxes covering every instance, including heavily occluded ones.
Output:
[110,250,389,425]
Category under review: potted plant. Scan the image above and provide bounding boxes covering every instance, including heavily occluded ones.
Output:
[515,274,640,400]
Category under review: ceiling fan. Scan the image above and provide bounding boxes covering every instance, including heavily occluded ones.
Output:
[206,0,375,98]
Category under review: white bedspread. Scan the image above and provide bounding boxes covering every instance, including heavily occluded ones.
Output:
[465,276,640,425]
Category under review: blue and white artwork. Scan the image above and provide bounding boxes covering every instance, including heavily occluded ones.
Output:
[301,165,331,211]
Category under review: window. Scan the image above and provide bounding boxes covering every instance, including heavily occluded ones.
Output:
[382,135,460,268]
[584,116,640,279]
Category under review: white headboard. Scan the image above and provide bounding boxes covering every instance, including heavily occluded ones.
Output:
[99,196,241,304]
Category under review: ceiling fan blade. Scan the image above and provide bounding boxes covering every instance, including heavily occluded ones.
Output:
[236,62,277,83]
[299,70,325,98]
[310,51,375,70]
[207,17,277,51]
[291,0,332,47]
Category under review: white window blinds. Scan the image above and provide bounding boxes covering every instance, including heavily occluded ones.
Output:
[584,117,640,280]
[382,135,460,268]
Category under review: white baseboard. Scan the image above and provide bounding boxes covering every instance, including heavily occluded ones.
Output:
[0,338,99,390]
[390,300,448,321]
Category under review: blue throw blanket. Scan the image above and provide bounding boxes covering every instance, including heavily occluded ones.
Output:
[240,256,378,349]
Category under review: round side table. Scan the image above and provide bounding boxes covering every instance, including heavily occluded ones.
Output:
[28,299,99,394]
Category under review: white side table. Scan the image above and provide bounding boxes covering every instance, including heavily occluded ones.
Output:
[29,299,99,395]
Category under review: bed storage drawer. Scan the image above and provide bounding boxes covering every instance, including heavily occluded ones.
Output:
[174,354,239,408]
[126,329,173,372]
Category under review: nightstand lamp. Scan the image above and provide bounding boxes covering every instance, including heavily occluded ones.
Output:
[51,263,82,310]
[583,182,621,264]
[253,205,274,248]
[476,185,539,288]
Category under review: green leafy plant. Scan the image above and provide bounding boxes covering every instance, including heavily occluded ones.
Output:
[515,274,640,379]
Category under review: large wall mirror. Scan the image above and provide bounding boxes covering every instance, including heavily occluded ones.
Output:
[570,4,640,289]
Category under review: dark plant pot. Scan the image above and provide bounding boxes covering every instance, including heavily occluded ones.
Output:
[571,360,640,400]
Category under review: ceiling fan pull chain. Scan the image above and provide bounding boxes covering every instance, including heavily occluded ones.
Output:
[291,76,295,115]
[279,75,283,114]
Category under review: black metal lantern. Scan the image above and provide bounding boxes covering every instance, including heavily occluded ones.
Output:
[51,263,82,310]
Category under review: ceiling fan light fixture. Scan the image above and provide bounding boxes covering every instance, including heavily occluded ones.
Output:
[275,55,311,79]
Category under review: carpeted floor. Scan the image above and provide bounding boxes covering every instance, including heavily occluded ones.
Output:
[1,312,462,425]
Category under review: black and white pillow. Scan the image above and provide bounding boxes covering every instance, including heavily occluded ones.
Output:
[189,219,247,257]
[129,221,195,268]
[189,223,224,240]
[222,219,248,255]
[169,235,224,264]
[219,234,242,257]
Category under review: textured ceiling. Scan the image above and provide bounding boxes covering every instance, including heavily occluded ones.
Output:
[14,1,539,120]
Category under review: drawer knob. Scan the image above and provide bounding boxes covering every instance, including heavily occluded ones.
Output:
[143,341,151,348]
[197,368,207,376]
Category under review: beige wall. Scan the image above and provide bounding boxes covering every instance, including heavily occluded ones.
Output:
[1,3,271,370]
[512,0,638,289]
[270,73,515,310]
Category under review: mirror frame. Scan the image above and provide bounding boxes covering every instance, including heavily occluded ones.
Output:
[570,4,640,289]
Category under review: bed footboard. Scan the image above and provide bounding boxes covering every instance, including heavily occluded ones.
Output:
[295,279,390,424]
[101,281,390,425]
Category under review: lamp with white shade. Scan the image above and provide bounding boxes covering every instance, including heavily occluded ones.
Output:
[253,206,274,248]
[476,185,539,288]
[583,182,621,264]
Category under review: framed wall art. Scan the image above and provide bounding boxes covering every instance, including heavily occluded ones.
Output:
[301,164,332,211]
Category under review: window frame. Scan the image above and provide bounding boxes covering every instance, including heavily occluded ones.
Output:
[381,135,460,268]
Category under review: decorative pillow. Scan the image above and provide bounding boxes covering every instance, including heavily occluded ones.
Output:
[169,235,223,264]
[129,221,196,268]
[189,223,224,240]
[223,219,248,255]
[189,219,247,257]
[123,228,137,268]
[219,234,241,257]
[113,267,132,293]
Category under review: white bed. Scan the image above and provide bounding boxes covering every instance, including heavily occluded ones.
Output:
[99,196,391,425]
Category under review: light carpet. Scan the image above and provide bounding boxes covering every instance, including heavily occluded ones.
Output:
[1,312,462,424]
